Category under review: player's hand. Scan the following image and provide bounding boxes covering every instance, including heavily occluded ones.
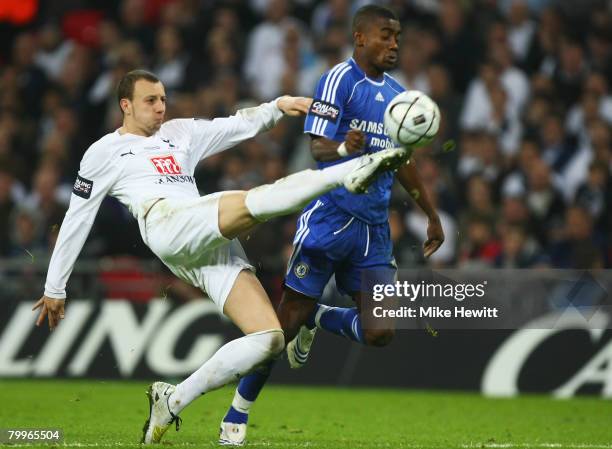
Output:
[344,129,366,153]
[277,96,312,116]
[32,295,66,331]
[423,215,444,258]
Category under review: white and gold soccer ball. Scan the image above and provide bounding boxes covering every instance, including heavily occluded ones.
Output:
[384,90,441,148]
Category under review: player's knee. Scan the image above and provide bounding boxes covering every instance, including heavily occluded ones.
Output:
[364,328,395,347]
[261,328,285,357]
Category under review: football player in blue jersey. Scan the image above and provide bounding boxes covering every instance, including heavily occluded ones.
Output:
[219,5,444,445]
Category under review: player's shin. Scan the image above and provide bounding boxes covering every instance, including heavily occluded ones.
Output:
[223,361,274,424]
[219,360,275,446]
[168,329,283,416]
[244,160,361,221]
[307,304,365,344]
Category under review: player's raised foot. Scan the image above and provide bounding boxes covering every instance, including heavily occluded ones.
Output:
[287,325,317,369]
[141,381,182,444]
[219,421,247,446]
[344,147,410,194]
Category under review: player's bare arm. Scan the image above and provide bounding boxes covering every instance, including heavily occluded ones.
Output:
[396,162,444,258]
[310,130,366,162]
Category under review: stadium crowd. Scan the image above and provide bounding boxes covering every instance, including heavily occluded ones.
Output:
[0,0,610,301]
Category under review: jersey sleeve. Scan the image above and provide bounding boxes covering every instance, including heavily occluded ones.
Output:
[44,144,119,299]
[173,99,284,163]
[303,64,352,139]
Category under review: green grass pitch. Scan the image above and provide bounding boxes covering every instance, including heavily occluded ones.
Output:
[1,379,611,449]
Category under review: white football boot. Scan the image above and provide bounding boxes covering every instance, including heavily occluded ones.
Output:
[286,325,317,369]
[219,421,247,446]
[344,147,410,194]
[141,382,182,444]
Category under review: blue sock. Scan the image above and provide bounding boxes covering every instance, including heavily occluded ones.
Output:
[307,304,365,344]
[223,361,275,424]
[224,405,249,424]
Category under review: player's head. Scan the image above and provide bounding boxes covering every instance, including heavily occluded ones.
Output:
[117,69,166,136]
[352,5,400,73]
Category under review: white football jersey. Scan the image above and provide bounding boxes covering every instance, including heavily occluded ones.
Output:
[44,100,283,299]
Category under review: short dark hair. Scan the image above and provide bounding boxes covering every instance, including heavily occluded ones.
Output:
[352,5,398,33]
[116,69,160,111]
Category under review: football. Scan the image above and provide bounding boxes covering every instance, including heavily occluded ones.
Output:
[384,90,441,148]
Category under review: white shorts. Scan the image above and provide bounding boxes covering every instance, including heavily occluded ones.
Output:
[143,193,254,312]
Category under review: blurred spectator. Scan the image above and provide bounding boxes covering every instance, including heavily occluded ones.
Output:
[56,44,95,106]
[566,73,612,139]
[588,119,612,164]
[12,32,49,117]
[9,206,46,259]
[405,190,458,267]
[494,224,544,268]
[244,0,310,100]
[0,168,16,256]
[501,138,540,197]
[525,158,565,244]
[196,21,242,87]
[586,24,612,82]
[457,131,502,184]
[574,160,611,234]
[310,0,351,39]
[524,7,562,74]
[548,205,605,268]
[558,119,612,202]
[435,0,481,93]
[120,0,155,52]
[538,112,596,203]
[505,0,536,63]
[34,23,75,81]
[498,196,533,232]
[458,214,501,269]
[462,175,497,224]
[391,27,430,93]
[426,63,461,145]
[23,162,69,242]
[298,21,348,96]
[389,208,423,267]
[549,37,589,109]
[460,33,528,155]
[521,91,554,140]
[152,25,189,91]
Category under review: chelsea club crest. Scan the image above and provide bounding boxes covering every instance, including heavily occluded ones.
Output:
[294,262,310,278]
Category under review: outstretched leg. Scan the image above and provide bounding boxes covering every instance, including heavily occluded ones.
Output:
[142,271,284,444]
[169,271,283,412]
[217,147,408,239]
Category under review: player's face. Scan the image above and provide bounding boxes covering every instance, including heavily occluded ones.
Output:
[126,80,167,136]
[364,18,401,72]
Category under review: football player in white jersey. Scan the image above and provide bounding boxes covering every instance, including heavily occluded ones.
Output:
[31,70,409,444]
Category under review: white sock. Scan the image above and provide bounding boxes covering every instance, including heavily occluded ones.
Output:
[168,329,284,415]
[314,304,334,328]
[245,158,362,221]
[231,390,253,414]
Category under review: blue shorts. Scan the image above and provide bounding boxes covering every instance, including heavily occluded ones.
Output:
[284,199,397,298]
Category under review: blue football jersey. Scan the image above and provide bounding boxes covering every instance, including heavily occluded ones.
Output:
[303,58,405,225]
